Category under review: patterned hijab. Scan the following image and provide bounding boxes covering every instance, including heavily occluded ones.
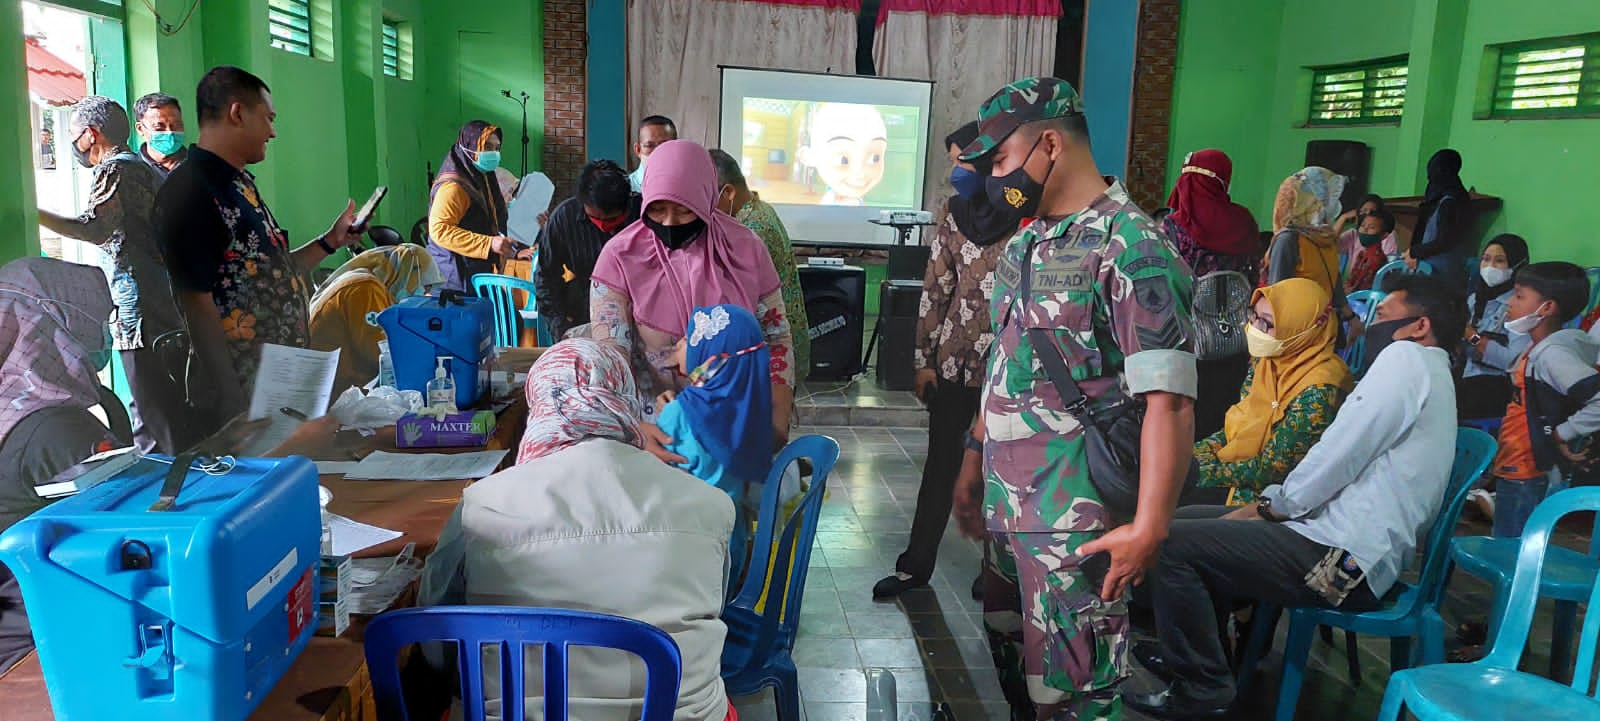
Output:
[1272,166,1346,247]
[1218,278,1353,462]
[310,245,443,317]
[0,257,114,447]
[674,304,772,484]
[517,339,644,463]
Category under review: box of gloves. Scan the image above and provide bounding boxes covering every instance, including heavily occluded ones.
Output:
[395,410,497,448]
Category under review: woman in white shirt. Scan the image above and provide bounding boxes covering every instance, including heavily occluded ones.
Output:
[419,338,736,721]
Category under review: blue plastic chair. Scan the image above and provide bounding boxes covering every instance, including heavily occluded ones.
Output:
[1378,487,1600,721]
[1372,258,1432,291]
[721,435,839,721]
[1586,267,1600,314]
[472,273,555,347]
[364,606,682,721]
[1343,289,1386,377]
[1449,504,1600,679]
[1235,428,1497,721]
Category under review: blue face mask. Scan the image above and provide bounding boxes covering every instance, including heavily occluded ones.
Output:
[147,131,185,157]
[950,166,982,198]
[472,150,501,173]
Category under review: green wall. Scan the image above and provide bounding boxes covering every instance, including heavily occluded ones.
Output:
[2,0,546,264]
[1169,0,1600,265]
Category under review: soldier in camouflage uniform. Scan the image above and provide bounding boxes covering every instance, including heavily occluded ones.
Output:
[950,77,1199,721]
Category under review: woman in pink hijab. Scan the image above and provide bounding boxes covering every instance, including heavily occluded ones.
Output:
[590,139,795,447]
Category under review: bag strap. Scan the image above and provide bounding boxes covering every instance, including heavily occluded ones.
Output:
[1015,233,1092,418]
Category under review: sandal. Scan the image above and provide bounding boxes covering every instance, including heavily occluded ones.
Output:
[1456,621,1488,646]
[1447,644,1487,663]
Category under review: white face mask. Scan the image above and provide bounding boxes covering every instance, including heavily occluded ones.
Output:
[1503,305,1547,336]
[1479,265,1514,287]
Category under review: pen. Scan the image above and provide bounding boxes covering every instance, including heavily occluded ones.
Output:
[280,407,309,421]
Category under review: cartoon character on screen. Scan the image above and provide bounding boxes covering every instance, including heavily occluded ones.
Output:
[796,103,889,206]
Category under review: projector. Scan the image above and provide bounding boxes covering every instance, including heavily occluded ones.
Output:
[878,210,934,225]
[808,257,846,267]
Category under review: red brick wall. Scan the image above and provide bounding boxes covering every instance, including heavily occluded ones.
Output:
[1127,0,1179,212]
[543,0,588,201]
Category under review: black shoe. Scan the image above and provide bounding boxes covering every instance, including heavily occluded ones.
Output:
[971,575,984,601]
[872,572,929,599]
[1122,683,1232,721]
[1133,640,1176,682]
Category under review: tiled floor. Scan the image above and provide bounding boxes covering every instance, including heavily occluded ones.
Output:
[732,419,1589,721]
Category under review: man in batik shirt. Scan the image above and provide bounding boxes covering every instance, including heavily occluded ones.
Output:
[951,77,1198,721]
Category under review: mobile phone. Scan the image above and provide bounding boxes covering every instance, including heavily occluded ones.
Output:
[351,186,388,231]
[1077,551,1113,597]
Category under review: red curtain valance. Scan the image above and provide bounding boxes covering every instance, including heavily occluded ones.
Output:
[877,0,1062,23]
[738,0,862,10]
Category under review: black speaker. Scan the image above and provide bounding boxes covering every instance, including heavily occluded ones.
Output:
[876,279,922,391]
[1305,140,1372,213]
[887,244,932,280]
[799,264,866,381]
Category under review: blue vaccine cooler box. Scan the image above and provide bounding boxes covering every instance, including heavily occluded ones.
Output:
[0,454,322,721]
[376,292,494,408]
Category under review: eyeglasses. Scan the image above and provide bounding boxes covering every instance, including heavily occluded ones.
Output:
[1246,308,1275,333]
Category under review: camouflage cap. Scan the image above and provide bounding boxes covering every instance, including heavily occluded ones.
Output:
[960,77,1085,161]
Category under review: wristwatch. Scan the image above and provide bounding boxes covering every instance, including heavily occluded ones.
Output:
[963,432,984,453]
[1257,496,1282,522]
[316,236,339,255]
[1468,333,1483,347]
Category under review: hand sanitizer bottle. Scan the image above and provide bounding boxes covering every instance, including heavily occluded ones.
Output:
[426,355,458,411]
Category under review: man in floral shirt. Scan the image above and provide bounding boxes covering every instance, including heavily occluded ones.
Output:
[156,66,363,424]
[950,78,1198,721]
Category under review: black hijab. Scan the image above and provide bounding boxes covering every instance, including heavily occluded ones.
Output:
[945,121,1016,247]
[1471,233,1529,323]
[430,120,509,234]
[1416,148,1467,233]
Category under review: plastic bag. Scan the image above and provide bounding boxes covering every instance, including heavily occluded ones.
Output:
[329,385,424,431]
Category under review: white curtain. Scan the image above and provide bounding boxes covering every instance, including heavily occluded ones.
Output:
[626,0,859,151]
[873,10,1057,217]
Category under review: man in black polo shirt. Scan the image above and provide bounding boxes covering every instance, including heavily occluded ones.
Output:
[154,66,363,423]
[533,160,640,339]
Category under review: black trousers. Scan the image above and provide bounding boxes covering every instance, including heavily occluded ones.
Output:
[895,379,981,581]
[121,347,195,454]
[1149,507,1381,704]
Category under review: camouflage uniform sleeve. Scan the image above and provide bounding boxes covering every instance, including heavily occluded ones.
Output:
[1107,214,1197,399]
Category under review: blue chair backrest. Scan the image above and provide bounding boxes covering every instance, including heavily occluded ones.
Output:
[472,273,539,348]
[1343,289,1386,377]
[1417,428,1498,605]
[1586,267,1600,314]
[364,606,683,721]
[1483,487,1600,695]
[731,435,839,647]
[1373,259,1429,291]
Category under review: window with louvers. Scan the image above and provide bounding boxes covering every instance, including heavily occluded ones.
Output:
[268,0,312,57]
[382,20,400,78]
[1490,34,1600,119]
[1308,58,1408,126]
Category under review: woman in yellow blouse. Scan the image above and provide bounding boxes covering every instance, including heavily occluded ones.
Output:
[309,245,442,390]
[424,120,530,293]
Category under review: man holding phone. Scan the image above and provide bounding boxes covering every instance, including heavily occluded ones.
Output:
[951,78,1197,721]
[155,66,364,427]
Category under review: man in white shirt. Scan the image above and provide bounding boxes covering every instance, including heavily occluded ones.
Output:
[1125,273,1468,720]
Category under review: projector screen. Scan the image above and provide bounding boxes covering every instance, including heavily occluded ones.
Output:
[719,67,933,246]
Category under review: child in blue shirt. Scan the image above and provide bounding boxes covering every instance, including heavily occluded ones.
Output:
[656,304,774,509]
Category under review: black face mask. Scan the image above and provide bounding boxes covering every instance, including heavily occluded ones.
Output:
[643,215,706,250]
[985,136,1053,221]
[1360,316,1420,369]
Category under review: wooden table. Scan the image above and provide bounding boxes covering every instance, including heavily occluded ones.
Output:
[0,401,529,721]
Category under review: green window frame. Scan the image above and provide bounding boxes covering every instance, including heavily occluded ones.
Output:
[268,0,313,57]
[1488,34,1600,119]
[381,19,401,78]
[1307,56,1409,126]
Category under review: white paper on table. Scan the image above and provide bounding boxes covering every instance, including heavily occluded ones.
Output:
[328,513,404,556]
[506,172,555,245]
[342,450,509,481]
[315,461,363,475]
[244,344,341,456]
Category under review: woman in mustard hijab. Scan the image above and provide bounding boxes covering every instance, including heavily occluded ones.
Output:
[309,245,443,390]
[1193,277,1355,505]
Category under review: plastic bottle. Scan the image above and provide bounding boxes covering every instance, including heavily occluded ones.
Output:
[426,355,458,411]
[376,339,396,388]
[318,486,334,556]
